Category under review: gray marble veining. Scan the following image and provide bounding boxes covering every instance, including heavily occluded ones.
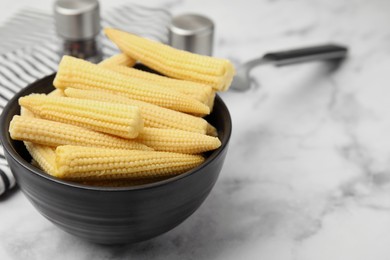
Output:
[1,0,390,259]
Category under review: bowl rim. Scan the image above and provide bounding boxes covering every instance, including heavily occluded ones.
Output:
[0,74,232,192]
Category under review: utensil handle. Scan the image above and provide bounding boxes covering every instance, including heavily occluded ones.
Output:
[262,44,348,66]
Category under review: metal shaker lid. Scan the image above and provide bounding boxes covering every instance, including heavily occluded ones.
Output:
[169,14,214,56]
[54,0,100,40]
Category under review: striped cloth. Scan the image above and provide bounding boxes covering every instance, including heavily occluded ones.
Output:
[0,4,171,196]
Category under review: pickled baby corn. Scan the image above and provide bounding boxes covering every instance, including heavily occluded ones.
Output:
[19,94,143,139]
[20,106,36,118]
[104,28,235,91]
[48,89,65,97]
[98,53,136,67]
[55,145,205,180]
[103,65,215,107]
[64,88,213,135]
[9,115,151,150]
[10,28,232,186]
[24,142,57,176]
[20,103,57,176]
[136,127,221,154]
[53,56,210,115]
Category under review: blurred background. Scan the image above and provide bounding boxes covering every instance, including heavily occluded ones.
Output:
[2,0,390,259]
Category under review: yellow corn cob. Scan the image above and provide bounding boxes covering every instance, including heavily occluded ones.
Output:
[9,115,151,150]
[48,89,65,97]
[104,28,235,91]
[20,102,57,177]
[64,88,213,135]
[98,53,136,67]
[53,56,210,115]
[206,123,218,137]
[31,159,41,168]
[20,106,36,118]
[24,142,57,176]
[104,65,214,107]
[20,90,64,117]
[19,94,143,139]
[55,145,205,180]
[136,127,221,154]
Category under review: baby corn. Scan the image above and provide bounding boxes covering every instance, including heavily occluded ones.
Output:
[53,56,210,115]
[98,53,136,67]
[136,127,221,154]
[104,65,214,107]
[64,88,213,134]
[20,107,36,118]
[55,145,205,180]
[104,28,235,91]
[10,115,151,150]
[24,142,57,176]
[48,89,65,97]
[19,94,143,139]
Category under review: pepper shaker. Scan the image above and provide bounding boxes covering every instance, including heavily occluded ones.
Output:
[169,14,214,56]
[54,0,102,63]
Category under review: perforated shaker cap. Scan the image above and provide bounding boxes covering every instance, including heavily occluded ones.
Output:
[54,0,101,40]
[169,14,214,56]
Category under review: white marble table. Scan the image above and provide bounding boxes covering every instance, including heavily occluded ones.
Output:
[2,0,390,259]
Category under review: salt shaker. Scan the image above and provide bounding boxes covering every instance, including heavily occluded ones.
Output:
[54,0,102,63]
[169,14,214,56]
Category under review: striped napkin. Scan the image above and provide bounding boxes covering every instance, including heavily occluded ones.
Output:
[0,4,171,196]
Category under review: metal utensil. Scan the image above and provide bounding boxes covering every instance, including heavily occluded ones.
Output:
[231,44,348,91]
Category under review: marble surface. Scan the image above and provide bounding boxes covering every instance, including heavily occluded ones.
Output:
[1,0,390,259]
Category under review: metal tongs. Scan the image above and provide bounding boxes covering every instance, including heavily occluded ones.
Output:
[230,44,348,91]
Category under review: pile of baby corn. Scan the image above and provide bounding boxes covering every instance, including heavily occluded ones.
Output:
[8,28,235,186]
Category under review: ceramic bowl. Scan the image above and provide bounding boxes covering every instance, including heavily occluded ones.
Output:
[0,74,232,244]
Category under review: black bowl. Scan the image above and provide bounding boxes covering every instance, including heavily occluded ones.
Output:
[0,74,232,244]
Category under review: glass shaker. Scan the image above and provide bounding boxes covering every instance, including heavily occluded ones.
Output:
[54,0,102,63]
